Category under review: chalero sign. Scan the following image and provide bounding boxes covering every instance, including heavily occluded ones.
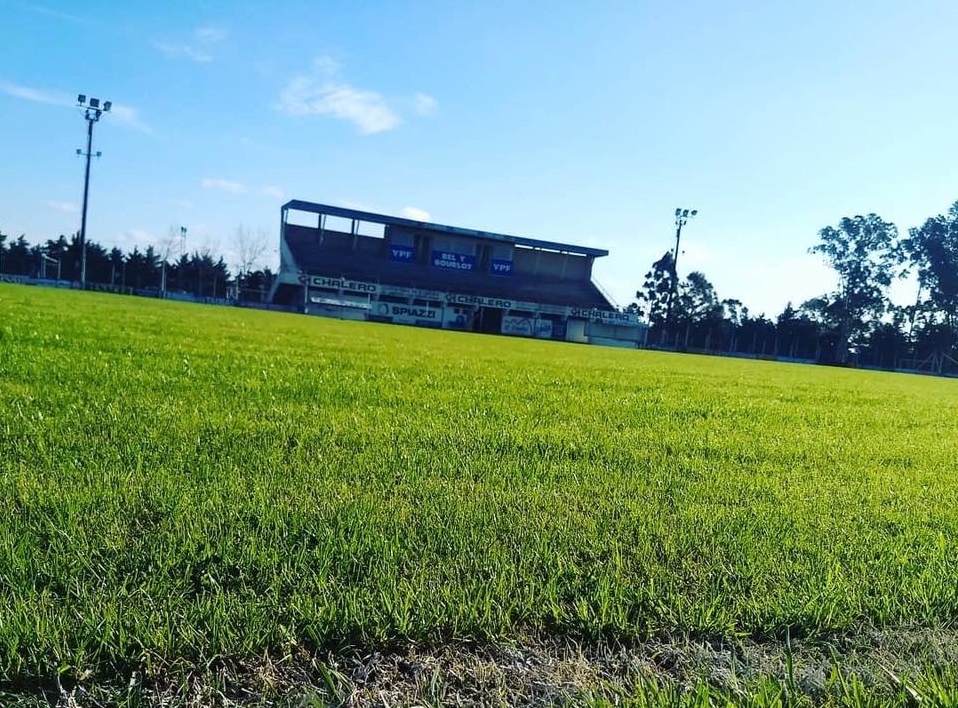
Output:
[297,274,378,294]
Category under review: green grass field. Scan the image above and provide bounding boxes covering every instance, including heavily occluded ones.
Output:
[2,283,958,703]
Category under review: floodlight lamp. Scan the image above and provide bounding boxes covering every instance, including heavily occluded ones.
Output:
[89,98,100,109]
[682,209,689,217]
[103,101,112,112]
[78,94,86,104]
[76,149,82,155]
[691,209,698,217]
[675,208,681,217]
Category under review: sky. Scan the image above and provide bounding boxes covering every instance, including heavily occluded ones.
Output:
[2,0,957,316]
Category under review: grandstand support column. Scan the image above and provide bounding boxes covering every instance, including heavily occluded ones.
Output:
[664,207,697,339]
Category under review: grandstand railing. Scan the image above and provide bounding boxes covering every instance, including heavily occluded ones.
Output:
[591,278,619,310]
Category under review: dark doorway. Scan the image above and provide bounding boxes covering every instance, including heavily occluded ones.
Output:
[473,307,503,334]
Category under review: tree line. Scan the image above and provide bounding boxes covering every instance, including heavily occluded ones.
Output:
[0,229,274,302]
[630,201,958,375]
[3,205,957,375]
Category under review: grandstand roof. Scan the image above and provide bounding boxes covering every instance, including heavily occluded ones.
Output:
[282,200,610,258]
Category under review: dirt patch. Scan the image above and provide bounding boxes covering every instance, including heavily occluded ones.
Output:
[4,628,958,706]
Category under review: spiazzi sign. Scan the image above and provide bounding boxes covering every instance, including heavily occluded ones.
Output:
[376,302,441,324]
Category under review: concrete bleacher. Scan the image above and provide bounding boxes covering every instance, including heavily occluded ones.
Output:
[284,227,611,310]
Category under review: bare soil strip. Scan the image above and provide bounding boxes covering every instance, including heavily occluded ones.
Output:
[4,629,957,706]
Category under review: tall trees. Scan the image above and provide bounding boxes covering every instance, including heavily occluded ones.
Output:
[5,236,32,275]
[900,201,958,330]
[677,271,721,324]
[109,247,125,286]
[675,271,724,348]
[635,251,674,328]
[809,214,899,363]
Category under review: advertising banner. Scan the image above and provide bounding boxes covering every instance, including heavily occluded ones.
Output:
[298,274,379,294]
[389,244,415,262]
[501,316,534,337]
[374,302,442,325]
[490,258,513,276]
[309,294,370,308]
[442,305,472,330]
[431,251,476,271]
[534,319,554,338]
[445,292,515,309]
[567,308,641,326]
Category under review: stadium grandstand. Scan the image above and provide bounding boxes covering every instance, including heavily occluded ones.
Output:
[269,200,646,347]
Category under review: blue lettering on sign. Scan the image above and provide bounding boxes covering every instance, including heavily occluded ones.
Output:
[390,245,415,262]
[431,251,476,271]
[490,259,513,276]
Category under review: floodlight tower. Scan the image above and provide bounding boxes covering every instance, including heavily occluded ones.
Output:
[76,94,112,289]
[664,207,698,333]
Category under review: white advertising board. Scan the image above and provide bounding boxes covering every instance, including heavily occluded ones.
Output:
[502,315,534,336]
[374,302,442,325]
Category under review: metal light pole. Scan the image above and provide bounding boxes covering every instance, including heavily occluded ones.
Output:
[76,94,111,289]
[664,207,698,335]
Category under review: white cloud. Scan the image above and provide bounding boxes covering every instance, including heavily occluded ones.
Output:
[1,81,151,132]
[202,178,247,194]
[153,41,211,63]
[311,55,341,76]
[45,200,77,213]
[108,103,153,133]
[154,25,228,63]
[23,4,92,25]
[399,206,431,222]
[195,26,228,43]
[340,199,378,212]
[413,92,438,116]
[261,185,285,199]
[278,79,399,134]
[276,57,400,134]
[1,81,69,105]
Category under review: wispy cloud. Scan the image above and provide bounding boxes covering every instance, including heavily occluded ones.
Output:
[399,206,431,222]
[276,56,400,134]
[22,4,93,26]
[1,80,68,105]
[45,200,77,213]
[1,80,152,132]
[340,199,378,212]
[108,103,153,133]
[202,178,248,194]
[413,92,438,116]
[154,25,228,63]
[202,179,283,198]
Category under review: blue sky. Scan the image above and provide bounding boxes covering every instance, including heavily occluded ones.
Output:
[2,0,957,315]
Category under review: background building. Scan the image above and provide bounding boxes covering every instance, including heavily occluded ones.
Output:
[270,200,645,347]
